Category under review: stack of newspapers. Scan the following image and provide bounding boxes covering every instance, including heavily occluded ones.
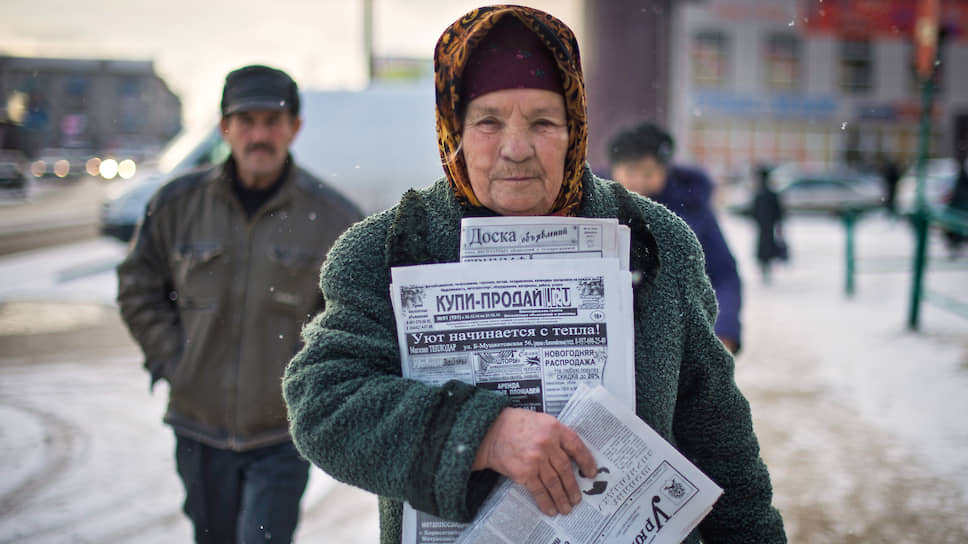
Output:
[389,217,722,544]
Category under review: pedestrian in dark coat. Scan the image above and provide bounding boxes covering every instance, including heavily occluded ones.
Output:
[880,155,902,217]
[752,166,786,283]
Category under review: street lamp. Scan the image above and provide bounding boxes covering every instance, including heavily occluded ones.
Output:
[907,0,941,330]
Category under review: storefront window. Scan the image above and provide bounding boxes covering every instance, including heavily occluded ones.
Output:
[765,33,800,91]
[840,39,872,93]
[692,30,729,88]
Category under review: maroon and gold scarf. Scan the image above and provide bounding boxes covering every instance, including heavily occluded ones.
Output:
[434,5,587,216]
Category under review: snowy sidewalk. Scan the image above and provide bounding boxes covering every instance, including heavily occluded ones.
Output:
[722,211,968,542]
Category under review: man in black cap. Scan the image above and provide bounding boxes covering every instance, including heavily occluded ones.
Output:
[117,64,363,543]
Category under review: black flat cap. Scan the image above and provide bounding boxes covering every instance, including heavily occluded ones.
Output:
[220,65,300,116]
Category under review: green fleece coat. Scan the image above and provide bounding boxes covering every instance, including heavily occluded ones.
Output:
[283,172,786,543]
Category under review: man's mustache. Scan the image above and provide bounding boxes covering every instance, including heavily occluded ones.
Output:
[245,142,276,154]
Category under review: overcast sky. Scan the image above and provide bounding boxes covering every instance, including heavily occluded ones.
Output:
[1,0,582,129]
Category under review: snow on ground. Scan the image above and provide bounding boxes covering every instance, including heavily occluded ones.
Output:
[0,237,126,309]
[723,210,968,541]
[0,352,374,544]
[724,211,968,497]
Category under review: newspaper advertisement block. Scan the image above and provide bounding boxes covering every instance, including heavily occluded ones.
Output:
[455,384,723,544]
[458,215,635,408]
[390,258,633,410]
[459,216,630,269]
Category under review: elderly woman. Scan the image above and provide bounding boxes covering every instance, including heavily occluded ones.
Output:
[283,5,786,544]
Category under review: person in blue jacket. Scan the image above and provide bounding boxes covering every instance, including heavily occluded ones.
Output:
[608,122,742,353]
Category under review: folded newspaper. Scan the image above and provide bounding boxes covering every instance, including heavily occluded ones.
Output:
[455,384,722,544]
[389,217,721,544]
[459,216,630,269]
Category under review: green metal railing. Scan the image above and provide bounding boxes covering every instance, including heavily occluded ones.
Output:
[905,75,968,329]
[838,204,967,317]
[840,205,883,297]
[907,206,968,329]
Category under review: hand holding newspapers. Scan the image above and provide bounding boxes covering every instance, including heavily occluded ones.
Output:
[389,217,721,544]
[456,384,722,544]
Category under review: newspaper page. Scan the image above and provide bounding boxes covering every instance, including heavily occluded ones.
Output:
[455,384,723,544]
[390,258,634,409]
[458,215,635,413]
[392,258,636,544]
[459,216,630,270]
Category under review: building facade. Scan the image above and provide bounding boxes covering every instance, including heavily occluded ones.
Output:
[667,0,968,181]
[0,56,181,158]
[583,0,674,172]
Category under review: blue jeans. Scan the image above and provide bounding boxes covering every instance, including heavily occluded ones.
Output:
[175,434,310,543]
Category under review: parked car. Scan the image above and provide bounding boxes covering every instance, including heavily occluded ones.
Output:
[100,82,444,242]
[1,120,30,194]
[99,125,229,241]
[0,149,28,193]
[728,162,885,216]
[895,157,960,213]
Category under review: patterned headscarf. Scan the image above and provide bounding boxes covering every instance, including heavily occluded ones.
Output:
[434,5,587,216]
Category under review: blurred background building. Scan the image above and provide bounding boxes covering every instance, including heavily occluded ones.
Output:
[583,0,968,184]
[4,0,966,190]
[0,56,181,161]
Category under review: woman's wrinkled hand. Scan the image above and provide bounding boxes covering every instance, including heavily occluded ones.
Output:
[472,407,598,517]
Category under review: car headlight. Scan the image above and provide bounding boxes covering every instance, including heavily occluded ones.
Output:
[54,159,71,178]
[118,159,137,179]
[100,159,119,180]
[30,160,46,177]
[86,157,101,177]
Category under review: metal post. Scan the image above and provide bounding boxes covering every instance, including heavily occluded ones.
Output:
[362,0,374,83]
[907,75,934,330]
[844,210,856,297]
[908,213,929,329]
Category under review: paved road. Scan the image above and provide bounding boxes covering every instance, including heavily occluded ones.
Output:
[1,201,967,542]
[0,177,104,257]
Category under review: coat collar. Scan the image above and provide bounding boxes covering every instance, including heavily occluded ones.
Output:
[385,170,660,292]
[208,155,297,216]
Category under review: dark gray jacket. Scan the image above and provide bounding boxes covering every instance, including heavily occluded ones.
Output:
[118,158,362,451]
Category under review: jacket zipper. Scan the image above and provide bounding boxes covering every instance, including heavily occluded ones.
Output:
[230,198,257,452]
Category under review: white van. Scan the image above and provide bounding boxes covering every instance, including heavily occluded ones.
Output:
[101,82,444,241]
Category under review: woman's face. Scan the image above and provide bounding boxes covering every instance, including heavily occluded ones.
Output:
[461,88,568,216]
